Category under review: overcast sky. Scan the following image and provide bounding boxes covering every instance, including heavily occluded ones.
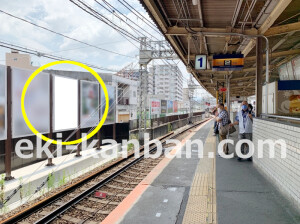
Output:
[0,0,209,90]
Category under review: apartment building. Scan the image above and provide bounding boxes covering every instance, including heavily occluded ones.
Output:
[149,64,183,101]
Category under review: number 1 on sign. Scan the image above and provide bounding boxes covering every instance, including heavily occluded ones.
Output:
[198,57,203,67]
[195,55,206,70]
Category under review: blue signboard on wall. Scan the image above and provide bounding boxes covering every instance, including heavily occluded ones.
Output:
[278,80,300,90]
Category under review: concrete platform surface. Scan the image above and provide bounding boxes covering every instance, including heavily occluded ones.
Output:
[216,135,300,224]
[119,120,213,224]
[112,120,300,224]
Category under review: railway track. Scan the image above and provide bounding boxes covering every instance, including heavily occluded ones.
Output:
[1,119,210,224]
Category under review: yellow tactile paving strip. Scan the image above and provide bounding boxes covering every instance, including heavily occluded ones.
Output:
[182,128,217,224]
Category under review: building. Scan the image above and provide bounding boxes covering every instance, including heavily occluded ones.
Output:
[149,64,183,101]
[182,88,190,112]
[114,75,138,122]
[5,50,38,70]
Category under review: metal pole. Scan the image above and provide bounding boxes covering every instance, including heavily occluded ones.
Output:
[256,37,263,117]
[5,66,13,180]
[75,80,81,157]
[143,69,148,131]
[138,65,142,141]
[47,74,54,166]
[97,85,101,150]
[187,34,191,65]
[227,75,231,115]
[264,36,269,115]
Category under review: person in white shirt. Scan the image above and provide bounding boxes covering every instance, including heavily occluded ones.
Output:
[230,101,255,161]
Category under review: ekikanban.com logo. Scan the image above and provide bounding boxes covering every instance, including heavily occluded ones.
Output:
[14,133,287,160]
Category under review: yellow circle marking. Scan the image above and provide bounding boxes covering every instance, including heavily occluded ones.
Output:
[21,60,109,145]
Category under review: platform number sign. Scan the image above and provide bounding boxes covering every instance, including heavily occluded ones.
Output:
[195,55,207,70]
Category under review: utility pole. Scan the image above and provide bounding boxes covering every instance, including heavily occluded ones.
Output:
[137,37,178,143]
[187,74,195,121]
[138,38,148,143]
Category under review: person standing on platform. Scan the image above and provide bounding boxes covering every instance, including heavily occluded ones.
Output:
[230,101,255,161]
[212,108,219,136]
[216,103,229,154]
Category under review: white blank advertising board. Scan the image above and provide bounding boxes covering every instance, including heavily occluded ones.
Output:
[12,68,50,137]
[54,76,78,131]
[0,65,6,140]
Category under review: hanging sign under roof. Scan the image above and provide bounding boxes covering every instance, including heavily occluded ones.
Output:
[195,55,207,70]
[212,53,244,71]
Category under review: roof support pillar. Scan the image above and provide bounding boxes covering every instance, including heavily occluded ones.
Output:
[226,75,231,116]
[256,37,263,117]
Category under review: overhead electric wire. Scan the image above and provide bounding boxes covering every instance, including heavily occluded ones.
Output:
[70,0,142,44]
[67,0,182,83]
[0,3,175,76]
[98,0,159,41]
[0,9,136,59]
[0,40,128,62]
[118,0,161,35]
[69,0,165,55]
[94,0,145,40]
[0,40,120,72]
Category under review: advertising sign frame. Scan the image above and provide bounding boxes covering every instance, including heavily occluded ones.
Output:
[150,99,161,115]
[80,80,100,128]
[0,65,7,140]
[173,101,178,113]
[12,68,50,138]
[101,84,116,125]
[167,100,173,113]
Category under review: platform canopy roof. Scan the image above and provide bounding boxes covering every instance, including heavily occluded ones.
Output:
[139,0,300,97]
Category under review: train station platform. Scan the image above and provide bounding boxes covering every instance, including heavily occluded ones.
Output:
[102,120,300,224]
